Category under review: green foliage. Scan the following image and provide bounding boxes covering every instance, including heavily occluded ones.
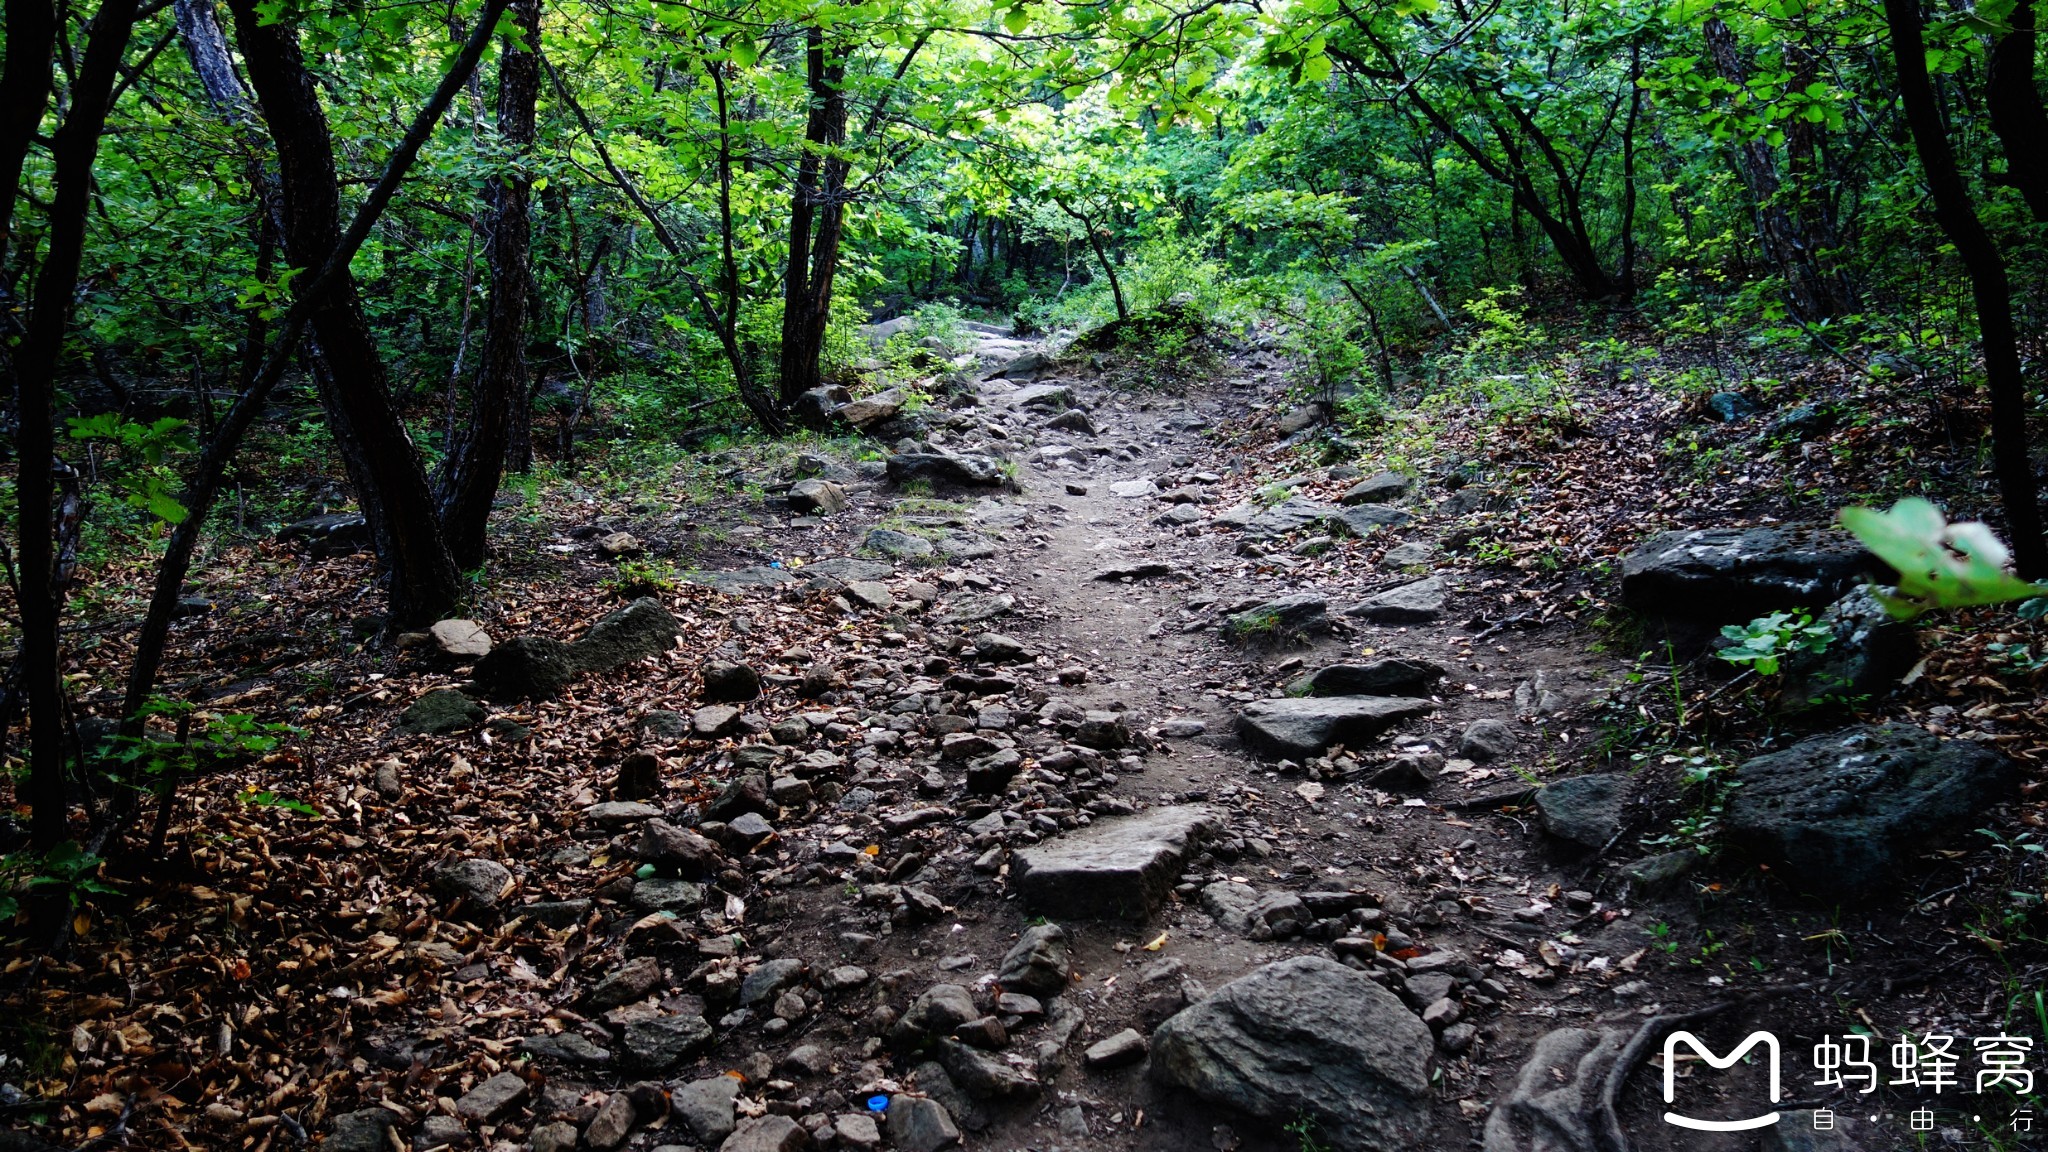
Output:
[66,414,195,525]
[104,698,302,794]
[0,842,117,922]
[1838,499,2047,619]
[1716,611,1833,676]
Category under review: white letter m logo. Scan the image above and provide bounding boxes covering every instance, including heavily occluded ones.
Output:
[1662,1030,1782,1132]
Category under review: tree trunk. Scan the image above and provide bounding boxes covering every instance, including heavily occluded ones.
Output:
[0,0,59,265]
[778,24,848,405]
[437,0,540,570]
[1702,18,1848,320]
[121,0,510,734]
[225,0,464,624]
[11,0,140,847]
[1987,0,2048,222]
[1883,0,2047,577]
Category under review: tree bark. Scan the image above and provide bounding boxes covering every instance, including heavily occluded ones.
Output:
[12,0,141,847]
[1702,18,1850,320]
[1988,0,2048,222]
[225,0,464,624]
[121,0,510,733]
[437,0,540,570]
[0,0,59,267]
[778,24,848,404]
[1883,0,2047,577]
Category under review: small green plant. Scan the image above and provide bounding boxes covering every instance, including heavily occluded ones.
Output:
[1839,498,2046,619]
[66,413,195,525]
[0,842,117,921]
[1715,610,1833,675]
[607,559,679,599]
[1284,1112,1331,1152]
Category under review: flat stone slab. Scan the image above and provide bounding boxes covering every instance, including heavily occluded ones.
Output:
[1151,956,1432,1149]
[1241,496,1335,538]
[1619,524,1879,619]
[685,566,796,593]
[1535,774,1625,849]
[1012,806,1221,921]
[803,557,894,582]
[1726,724,2013,896]
[1236,696,1435,759]
[1347,575,1447,622]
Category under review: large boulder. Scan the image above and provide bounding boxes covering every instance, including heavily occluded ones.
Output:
[1012,806,1221,921]
[788,478,849,516]
[573,598,682,673]
[1725,724,2014,896]
[1620,524,1881,619]
[1236,696,1435,759]
[834,389,905,429]
[470,636,579,701]
[790,385,852,430]
[278,512,369,558]
[1776,586,1918,713]
[886,452,1010,488]
[1150,956,1433,1149]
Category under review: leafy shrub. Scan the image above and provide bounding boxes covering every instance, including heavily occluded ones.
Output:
[1838,498,2046,619]
[1716,611,1833,675]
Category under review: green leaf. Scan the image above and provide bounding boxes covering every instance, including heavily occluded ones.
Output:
[1004,5,1030,35]
[1838,498,2047,618]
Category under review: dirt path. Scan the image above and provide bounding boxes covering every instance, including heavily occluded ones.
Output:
[833,333,1689,1152]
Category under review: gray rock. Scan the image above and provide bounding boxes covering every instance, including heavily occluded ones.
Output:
[1706,391,1761,422]
[1150,956,1432,1148]
[718,1115,807,1152]
[1766,403,1837,442]
[672,1075,742,1144]
[417,1115,471,1151]
[1332,503,1412,537]
[790,385,851,429]
[1458,718,1516,762]
[1620,524,1880,619]
[585,800,661,825]
[1224,593,1327,639]
[834,1111,882,1151]
[684,566,798,593]
[469,635,579,701]
[935,1038,1040,1100]
[278,511,370,557]
[586,1092,637,1150]
[701,661,762,703]
[622,1014,712,1071]
[573,597,682,673]
[1380,540,1435,568]
[864,528,935,559]
[886,453,1009,488]
[1346,575,1447,622]
[1010,381,1071,407]
[1046,408,1096,435]
[887,1096,961,1152]
[740,957,808,1006]
[630,876,704,913]
[398,688,484,735]
[1620,850,1697,893]
[1370,751,1443,793]
[1298,657,1444,697]
[1535,775,1625,849]
[1236,696,1435,759]
[1200,881,1261,934]
[1013,806,1221,920]
[995,924,1070,996]
[640,710,690,738]
[454,1071,529,1121]
[325,1108,399,1152]
[522,899,591,928]
[428,618,492,660]
[1777,586,1918,712]
[1084,1028,1148,1069]
[520,1032,611,1065]
[1481,1027,1628,1152]
[938,532,996,560]
[1240,496,1334,538]
[587,955,663,1009]
[973,633,1030,662]
[1725,724,2014,896]
[637,819,725,877]
[431,857,510,912]
[890,983,980,1048]
[836,389,905,429]
[1109,479,1159,498]
[989,351,1053,380]
[788,477,848,515]
[1342,472,1412,504]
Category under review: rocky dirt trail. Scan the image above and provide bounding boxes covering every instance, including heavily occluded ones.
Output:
[280,328,2005,1152]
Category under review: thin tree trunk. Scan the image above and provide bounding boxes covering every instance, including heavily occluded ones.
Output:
[12,0,141,848]
[1988,0,2048,222]
[778,24,846,404]
[224,0,464,624]
[1617,41,1642,302]
[1883,0,2047,577]
[437,0,540,571]
[0,0,60,267]
[120,0,508,733]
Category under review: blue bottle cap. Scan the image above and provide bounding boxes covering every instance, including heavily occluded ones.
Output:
[867,1094,889,1113]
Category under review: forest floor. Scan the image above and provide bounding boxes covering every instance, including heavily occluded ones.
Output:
[6,317,2048,1152]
